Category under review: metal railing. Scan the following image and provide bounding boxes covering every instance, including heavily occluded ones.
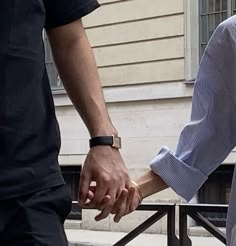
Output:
[71,202,228,246]
[179,204,228,246]
[113,203,179,246]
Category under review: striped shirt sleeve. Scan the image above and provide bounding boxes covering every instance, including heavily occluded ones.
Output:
[150,16,236,202]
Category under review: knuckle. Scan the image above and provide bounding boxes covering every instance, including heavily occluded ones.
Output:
[101,175,111,184]
[112,175,118,182]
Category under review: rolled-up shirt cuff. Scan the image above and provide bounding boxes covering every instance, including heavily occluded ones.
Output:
[150,146,208,202]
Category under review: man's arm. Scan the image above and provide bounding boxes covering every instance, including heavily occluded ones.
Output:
[46,19,130,220]
[47,19,114,137]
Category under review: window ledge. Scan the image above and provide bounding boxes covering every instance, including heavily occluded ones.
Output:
[184,79,195,85]
[53,82,194,107]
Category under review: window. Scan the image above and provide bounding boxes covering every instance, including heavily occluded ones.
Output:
[198,165,234,227]
[199,0,235,56]
[43,32,63,90]
[61,166,81,220]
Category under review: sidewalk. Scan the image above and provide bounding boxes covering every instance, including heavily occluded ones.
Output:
[66,229,225,246]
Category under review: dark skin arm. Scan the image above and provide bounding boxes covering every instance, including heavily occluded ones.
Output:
[47,19,131,220]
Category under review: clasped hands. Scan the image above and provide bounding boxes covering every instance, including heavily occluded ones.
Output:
[85,181,142,223]
[78,146,143,223]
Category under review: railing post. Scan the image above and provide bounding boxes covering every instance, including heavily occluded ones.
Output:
[179,205,192,246]
[167,205,179,246]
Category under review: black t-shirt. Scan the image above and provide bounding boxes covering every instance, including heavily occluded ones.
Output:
[0,0,99,200]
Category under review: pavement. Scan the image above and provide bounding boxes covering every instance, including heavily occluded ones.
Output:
[66,229,225,246]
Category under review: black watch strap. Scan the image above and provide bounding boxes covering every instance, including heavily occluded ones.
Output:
[89,136,121,149]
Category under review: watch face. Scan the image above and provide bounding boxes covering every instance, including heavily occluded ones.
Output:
[112,136,121,149]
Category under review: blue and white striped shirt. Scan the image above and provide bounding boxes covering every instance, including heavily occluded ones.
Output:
[150,16,236,245]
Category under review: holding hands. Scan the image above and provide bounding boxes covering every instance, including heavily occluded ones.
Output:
[78,145,132,221]
[110,181,143,222]
[84,180,143,223]
[78,138,168,223]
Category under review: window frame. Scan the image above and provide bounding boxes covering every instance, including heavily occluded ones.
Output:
[184,0,200,83]
[43,31,65,92]
[185,0,235,83]
[199,0,233,58]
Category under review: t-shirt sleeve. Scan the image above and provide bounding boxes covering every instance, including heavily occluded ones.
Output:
[43,0,100,29]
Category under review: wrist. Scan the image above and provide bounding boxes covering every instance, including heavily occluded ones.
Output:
[89,135,121,149]
[136,170,168,198]
[89,125,118,138]
[131,180,144,201]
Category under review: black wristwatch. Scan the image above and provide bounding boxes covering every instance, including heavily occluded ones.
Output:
[89,135,121,149]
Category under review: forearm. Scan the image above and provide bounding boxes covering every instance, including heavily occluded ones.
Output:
[47,20,116,137]
[135,170,168,198]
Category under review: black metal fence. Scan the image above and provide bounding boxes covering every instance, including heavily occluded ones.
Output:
[179,204,228,246]
[113,203,178,246]
[71,202,228,246]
